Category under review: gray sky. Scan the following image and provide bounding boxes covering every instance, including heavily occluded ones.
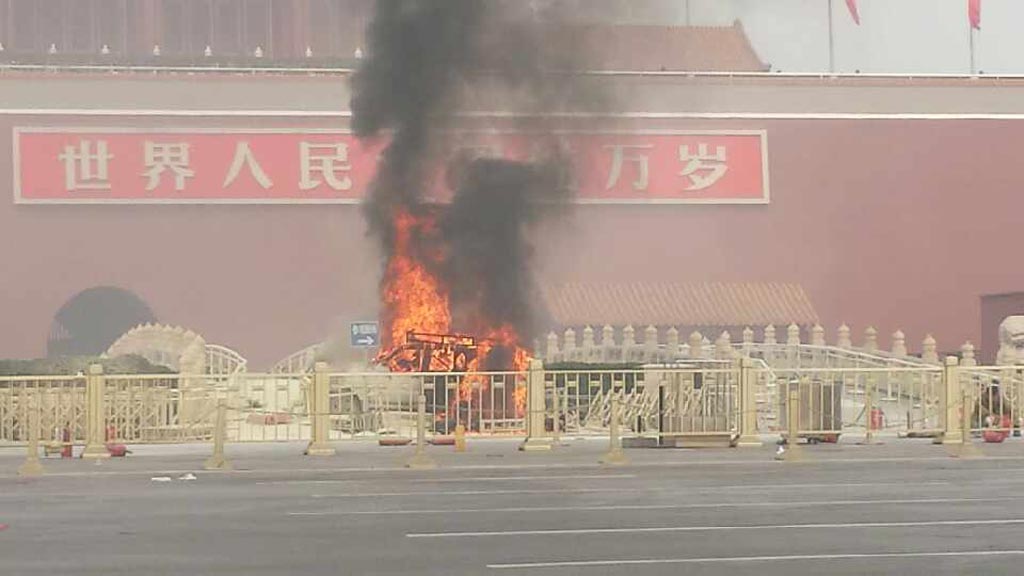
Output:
[606,0,1022,74]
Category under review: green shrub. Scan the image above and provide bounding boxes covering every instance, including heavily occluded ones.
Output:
[0,354,174,376]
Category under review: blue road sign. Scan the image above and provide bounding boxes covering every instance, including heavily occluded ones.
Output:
[350,321,380,348]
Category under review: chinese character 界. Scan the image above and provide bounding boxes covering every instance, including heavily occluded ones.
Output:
[142,142,195,191]
[223,141,273,189]
[679,143,728,191]
[604,144,653,191]
[299,142,352,191]
[58,140,114,191]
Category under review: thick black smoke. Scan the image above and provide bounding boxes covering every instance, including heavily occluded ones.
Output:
[442,156,571,363]
[352,0,596,359]
[352,0,486,254]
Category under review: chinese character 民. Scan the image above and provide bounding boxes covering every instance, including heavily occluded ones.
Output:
[299,142,352,191]
[58,140,113,191]
[604,144,653,191]
[680,143,728,191]
[142,142,195,191]
[223,141,273,189]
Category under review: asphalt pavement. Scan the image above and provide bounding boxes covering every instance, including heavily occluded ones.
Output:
[3,437,1024,575]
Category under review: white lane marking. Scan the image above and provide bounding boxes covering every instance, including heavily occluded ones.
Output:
[408,518,1024,538]
[288,496,1019,516]
[312,488,622,499]
[263,475,633,486]
[411,474,637,483]
[487,550,1024,569]
[257,480,365,486]
[266,474,636,485]
[712,481,951,490]
[308,480,950,499]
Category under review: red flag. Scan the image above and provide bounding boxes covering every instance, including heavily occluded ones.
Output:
[845,0,861,25]
[969,0,982,30]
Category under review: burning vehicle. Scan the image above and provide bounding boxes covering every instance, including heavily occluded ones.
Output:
[344,0,602,434]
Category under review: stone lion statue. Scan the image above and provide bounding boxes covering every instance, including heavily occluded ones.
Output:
[997,316,1024,365]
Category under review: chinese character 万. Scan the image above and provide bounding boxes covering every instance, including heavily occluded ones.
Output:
[58,140,113,191]
[223,141,273,189]
[604,144,653,191]
[299,142,352,191]
[142,142,195,191]
[680,143,728,191]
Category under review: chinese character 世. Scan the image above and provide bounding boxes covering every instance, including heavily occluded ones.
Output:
[604,144,653,191]
[680,143,728,191]
[142,142,195,191]
[299,142,352,191]
[223,142,273,189]
[58,140,113,191]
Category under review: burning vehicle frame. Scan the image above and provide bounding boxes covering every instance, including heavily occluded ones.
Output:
[374,330,526,434]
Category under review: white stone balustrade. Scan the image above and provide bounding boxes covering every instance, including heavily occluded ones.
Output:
[538,323,960,371]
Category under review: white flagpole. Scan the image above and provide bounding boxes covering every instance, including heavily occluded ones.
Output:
[828,0,836,73]
[970,24,978,75]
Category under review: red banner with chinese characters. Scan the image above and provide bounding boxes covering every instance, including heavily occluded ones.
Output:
[14,128,769,205]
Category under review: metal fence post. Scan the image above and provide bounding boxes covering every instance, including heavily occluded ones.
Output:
[551,384,562,446]
[406,393,437,469]
[600,387,628,465]
[940,356,963,445]
[860,373,880,445]
[776,383,803,461]
[305,362,336,456]
[454,424,466,453]
[204,398,231,470]
[17,393,44,477]
[81,364,109,459]
[951,387,984,459]
[736,358,761,447]
[520,359,552,452]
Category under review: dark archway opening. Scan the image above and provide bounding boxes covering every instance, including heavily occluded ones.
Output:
[47,286,157,357]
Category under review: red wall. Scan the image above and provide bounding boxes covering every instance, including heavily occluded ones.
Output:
[2,113,1022,367]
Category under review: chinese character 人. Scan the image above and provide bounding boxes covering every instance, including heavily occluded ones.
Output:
[223,141,273,189]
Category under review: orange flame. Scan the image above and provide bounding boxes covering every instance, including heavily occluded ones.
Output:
[473,325,531,415]
[381,210,450,350]
[378,211,532,418]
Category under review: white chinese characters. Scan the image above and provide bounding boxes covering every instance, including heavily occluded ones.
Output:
[223,142,273,189]
[48,134,744,200]
[604,144,653,191]
[299,142,352,191]
[59,140,113,191]
[680,143,728,191]
[56,139,359,195]
[142,142,195,191]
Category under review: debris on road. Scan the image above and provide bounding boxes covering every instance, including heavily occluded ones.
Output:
[178,473,197,481]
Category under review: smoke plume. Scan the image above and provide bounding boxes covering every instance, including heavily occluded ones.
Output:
[352,0,597,363]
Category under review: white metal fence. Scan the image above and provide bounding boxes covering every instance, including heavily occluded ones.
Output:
[2,360,1020,448]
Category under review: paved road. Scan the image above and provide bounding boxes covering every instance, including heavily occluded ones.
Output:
[3,439,1024,575]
